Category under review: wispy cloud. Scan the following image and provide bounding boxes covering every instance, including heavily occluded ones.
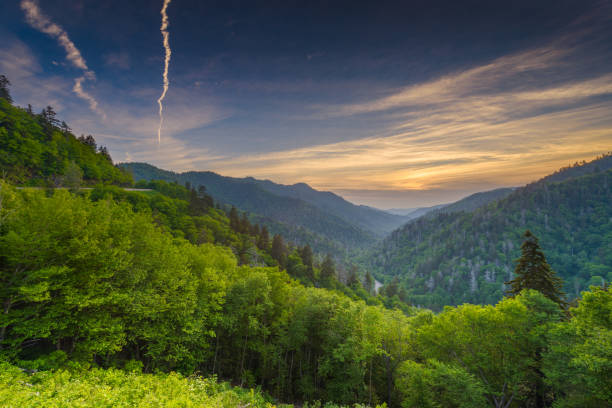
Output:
[157,0,173,145]
[0,39,67,111]
[20,0,104,118]
[190,32,612,207]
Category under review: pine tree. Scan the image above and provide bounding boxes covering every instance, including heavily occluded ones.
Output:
[228,207,240,231]
[320,254,336,286]
[270,234,287,268]
[505,230,565,307]
[257,226,270,250]
[346,265,359,289]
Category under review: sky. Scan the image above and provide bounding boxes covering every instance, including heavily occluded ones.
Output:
[1,0,611,209]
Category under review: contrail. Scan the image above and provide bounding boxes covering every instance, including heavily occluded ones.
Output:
[157,0,173,145]
[20,0,104,118]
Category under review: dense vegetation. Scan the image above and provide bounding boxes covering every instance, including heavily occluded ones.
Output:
[0,362,281,407]
[1,77,611,407]
[0,95,131,186]
[1,183,611,407]
[369,156,612,310]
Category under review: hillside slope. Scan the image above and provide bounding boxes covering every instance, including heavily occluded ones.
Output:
[0,99,131,185]
[121,162,407,251]
[370,155,612,310]
[435,187,515,215]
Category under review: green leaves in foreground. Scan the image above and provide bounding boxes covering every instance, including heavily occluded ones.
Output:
[0,362,276,408]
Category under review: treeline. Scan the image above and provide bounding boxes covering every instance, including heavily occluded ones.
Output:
[1,184,610,407]
[370,165,612,310]
[0,78,131,186]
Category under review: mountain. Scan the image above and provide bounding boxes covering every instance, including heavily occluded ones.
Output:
[401,204,448,219]
[369,154,612,310]
[539,153,612,184]
[386,208,418,216]
[384,188,514,222]
[434,187,515,215]
[248,178,408,235]
[121,162,411,253]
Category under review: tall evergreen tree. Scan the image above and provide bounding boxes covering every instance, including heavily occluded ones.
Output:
[257,225,269,250]
[505,230,566,308]
[270,234,287,268]
[320,254,336,285]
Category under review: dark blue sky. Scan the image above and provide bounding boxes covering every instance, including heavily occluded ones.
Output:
[1,0,611,207]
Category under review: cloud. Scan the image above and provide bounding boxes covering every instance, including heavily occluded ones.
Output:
[0,39,66,110]
[20,0,103,117]
[189,36,612,207]
[20,0,89,71]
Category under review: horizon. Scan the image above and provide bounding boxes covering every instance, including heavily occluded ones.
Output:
[1,0,611,208]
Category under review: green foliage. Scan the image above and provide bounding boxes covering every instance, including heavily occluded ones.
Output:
[369,162,612,310]
[0,183,412,405]
[395,360,487,408]
[544,286,612,407]
[1,184,610,407]
[0,98,132,185]
[0,362,277,407]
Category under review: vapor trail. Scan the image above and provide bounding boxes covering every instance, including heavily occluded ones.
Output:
[20,0,104,117]
[157,0,173,145]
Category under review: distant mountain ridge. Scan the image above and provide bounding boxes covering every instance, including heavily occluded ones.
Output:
[433,187,516,215]
[120,162,412,252]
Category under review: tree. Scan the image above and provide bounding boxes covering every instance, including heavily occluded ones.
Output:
[0,75,12,103]
[63,162,83,192]
[320,254,336,286]
[229,207,240,231]
[270,234,287,268]
[364,271,374,295]
[346,265,359,289]
[385,276,400,298]
[419,291,562,408]
[78,135,97,150]
[257,226,269,250]
[41,106,59,127]
[506,230,566,308]
[97,146,112,162]
[543,286,612,407]
[299,244,314,281]
[60,121,71,134]
[395,360,487,408]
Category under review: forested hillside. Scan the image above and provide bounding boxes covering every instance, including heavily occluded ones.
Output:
[434,187,515,215]
[370,155,612,310]
[0,97,131,186]
[121,162,410,254]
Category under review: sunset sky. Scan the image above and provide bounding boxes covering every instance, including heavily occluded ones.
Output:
[1,0,611,208]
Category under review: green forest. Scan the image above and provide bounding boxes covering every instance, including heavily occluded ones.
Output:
[369,161,612,310]
[1,78,611,407]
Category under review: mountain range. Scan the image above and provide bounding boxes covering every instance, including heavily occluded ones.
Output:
[120,162,416,254]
